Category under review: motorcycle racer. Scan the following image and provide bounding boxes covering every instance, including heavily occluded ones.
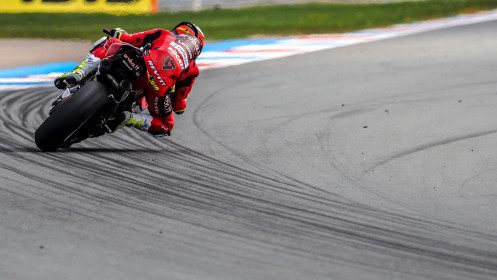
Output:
[54,22,205,137]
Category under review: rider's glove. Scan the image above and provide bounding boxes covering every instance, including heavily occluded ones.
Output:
[110,28,127,39]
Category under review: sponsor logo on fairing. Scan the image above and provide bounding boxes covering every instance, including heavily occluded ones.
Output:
[123,54,141,71]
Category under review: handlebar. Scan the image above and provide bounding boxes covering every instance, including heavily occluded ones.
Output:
[103,28,113,36]
[140,43,152,53]
[102,29,151,53]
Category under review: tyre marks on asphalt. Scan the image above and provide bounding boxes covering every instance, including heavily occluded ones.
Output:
[2,76,497,278]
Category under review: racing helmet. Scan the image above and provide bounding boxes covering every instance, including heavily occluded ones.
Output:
[173,21,205,54]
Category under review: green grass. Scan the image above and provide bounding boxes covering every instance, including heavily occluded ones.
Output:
[1,0,497,41]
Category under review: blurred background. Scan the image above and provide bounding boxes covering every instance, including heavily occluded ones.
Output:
[159,0,414,11]
[1,0,496,67]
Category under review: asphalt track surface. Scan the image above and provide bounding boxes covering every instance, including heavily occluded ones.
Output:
[1,20,497,280]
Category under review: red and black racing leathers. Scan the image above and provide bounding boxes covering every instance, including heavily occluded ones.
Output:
[92,28,201,136]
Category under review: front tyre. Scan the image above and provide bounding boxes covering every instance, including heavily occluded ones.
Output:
[35,81,109,152]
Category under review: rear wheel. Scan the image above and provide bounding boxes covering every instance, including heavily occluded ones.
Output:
[35,81,109,152]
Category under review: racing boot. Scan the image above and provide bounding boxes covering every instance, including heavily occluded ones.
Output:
[107,111,153,132]
[54,54,101,89]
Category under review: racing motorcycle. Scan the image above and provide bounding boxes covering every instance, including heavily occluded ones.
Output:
[35,29,151,152]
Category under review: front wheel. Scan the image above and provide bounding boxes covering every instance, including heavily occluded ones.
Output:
[35,81,109,151]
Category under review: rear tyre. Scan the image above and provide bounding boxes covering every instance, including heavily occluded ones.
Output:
[35,81,109,152]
